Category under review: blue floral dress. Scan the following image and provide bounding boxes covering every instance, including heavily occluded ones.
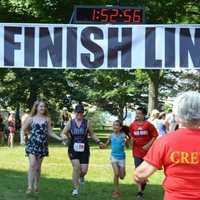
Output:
[26,120,49,157]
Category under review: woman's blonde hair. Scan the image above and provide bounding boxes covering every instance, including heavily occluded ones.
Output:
[30,100,49,117]
[150,109,160,120]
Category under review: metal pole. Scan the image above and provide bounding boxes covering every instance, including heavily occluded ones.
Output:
[69,10,75,24]
[116,0,120,5]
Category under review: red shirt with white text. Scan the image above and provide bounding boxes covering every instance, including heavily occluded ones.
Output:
[130,120,158,158]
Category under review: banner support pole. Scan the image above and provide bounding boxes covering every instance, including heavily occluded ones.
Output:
[116,0,120,5]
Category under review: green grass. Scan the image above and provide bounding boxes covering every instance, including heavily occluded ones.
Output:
[0,145,164,200]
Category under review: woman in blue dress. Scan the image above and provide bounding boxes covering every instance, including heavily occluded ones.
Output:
[22,100,62,194]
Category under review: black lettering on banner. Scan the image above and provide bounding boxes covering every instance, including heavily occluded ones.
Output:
[81,27,104,68]
[165,28,175,68]
[24,27,35,67]
[4,26,22,66]
[67,27,77,68]
[180,28,200,68]
[145,27,162,68]
[108,28,132,68]
[39,27,62,67]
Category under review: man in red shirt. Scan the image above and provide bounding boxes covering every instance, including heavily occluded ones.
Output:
[134,91,200,200]
[130,107,158,198]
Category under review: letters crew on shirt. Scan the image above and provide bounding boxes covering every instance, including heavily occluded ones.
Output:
[170,151,200,164]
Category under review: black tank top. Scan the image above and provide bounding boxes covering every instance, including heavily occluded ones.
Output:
[69,119,89,151]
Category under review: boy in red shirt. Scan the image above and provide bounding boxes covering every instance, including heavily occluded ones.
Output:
[130,107,158,198]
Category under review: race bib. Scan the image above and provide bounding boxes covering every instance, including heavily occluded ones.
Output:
[73,143,85,152]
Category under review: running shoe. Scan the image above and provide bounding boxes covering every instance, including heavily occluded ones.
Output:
[72,189,79,197]
[34,188,39,194]
[112,191,121,198]
[25,188,32,195]
[136,191,144,199]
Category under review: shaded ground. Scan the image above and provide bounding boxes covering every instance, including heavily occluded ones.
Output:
[0,146,164,200]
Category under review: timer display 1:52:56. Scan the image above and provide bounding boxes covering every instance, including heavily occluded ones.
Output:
[92,8,143,23]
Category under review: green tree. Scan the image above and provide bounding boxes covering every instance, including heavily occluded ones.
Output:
[0,69,72,122]
[65,70,149,120]
[178,71,200,92]
[0,0,199,116]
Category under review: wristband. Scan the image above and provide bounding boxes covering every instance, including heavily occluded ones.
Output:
[96,140,101,145]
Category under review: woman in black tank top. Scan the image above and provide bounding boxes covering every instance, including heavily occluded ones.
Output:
[61,104,105,197]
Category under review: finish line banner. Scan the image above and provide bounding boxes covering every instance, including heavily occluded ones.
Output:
[1,23,200,69]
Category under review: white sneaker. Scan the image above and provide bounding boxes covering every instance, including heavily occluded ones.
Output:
[72,189,79,196]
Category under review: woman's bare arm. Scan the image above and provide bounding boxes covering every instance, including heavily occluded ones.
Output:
[60,121,71,140]
[104,135,111,147]
[87,120,104,148]
[47,118,62,141]
[134,161,157,183]
[22,117,32,133]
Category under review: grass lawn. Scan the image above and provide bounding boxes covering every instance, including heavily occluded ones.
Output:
[0,145,164,200]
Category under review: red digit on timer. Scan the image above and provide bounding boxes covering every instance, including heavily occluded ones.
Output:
[124,9,131,22]
[92,9,96,21]
[101,9,109,22]
[132,9,142,23]
[110,9,119,22]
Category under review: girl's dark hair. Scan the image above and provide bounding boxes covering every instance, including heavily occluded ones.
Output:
[114,120,131,139]
[114,120,123,127]
[122,125,131,139]
[159,112,166,119]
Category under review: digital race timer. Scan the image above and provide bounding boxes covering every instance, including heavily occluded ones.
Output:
[74,6,145,24]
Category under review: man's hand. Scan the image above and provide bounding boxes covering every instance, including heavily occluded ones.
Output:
[130,138,135,146]
[134,175,148,185]
[142,144,150,151]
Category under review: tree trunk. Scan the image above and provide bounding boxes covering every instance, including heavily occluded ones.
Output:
[27,73,38,109]
[118,106,126,122]
[147,70,161,115]
[123,106,128,121]
[15,104,21,131]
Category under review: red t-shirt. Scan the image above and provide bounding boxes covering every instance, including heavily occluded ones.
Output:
[130,120,158,158]
[144,128,200,200]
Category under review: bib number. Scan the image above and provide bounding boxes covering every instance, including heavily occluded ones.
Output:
[73,143,85,152]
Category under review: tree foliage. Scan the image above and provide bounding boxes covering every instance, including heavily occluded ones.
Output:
[0,0,199,120]
[65,70,149,120]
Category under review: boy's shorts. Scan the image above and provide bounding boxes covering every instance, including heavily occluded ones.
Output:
[133,156,144,168]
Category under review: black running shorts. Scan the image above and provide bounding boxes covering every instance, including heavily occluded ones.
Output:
[68,148,90,164]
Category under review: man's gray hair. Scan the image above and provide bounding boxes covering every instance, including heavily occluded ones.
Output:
[173,91,200,124]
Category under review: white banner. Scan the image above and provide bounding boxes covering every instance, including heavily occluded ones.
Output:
[0,23,200,69]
